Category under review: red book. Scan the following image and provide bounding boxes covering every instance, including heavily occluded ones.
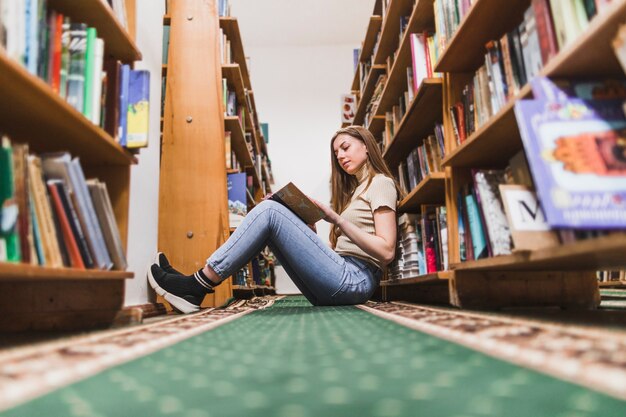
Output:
[46,182,85,269]
[532,0,559,66]
[50,13,64,93]
[454,102,467,143]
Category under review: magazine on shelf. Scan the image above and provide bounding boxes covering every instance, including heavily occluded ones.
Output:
[514,97,626,228]
[270,182,325,225]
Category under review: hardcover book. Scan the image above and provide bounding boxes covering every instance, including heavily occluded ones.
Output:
[126,69,150,148]
[270,182,325,225]
[499,184,560,251]
[472,170,512,256]
[227,172,247,228]
[514,98,626,228]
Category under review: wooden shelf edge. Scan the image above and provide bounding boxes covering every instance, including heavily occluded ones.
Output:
[451,233,626,271]
[599,281,626,288]
[381,271,452,286]
[0,51,136,166]
[354,65,387,125]
[398,172,446,211]
[0,263,133,281]
[50,0,142,63]
[358,15,384,65]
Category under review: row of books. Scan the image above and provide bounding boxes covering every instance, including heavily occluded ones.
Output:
[456,77,626,263]
[388,208,448,280]
[219,27,233,65]
[396,126,446,194]
[434,0,613,60]
[0,136,127,270]
[597,270,626,283]
[1,2,150,148]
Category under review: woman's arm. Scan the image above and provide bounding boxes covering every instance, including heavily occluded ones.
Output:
[312,199,397,265]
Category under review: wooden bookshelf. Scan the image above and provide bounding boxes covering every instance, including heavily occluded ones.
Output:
[381,271,452,286]
[224,116,262,190]
[49,0,142,63]
[0,263,133,281]
[222,64,248,113]
[0,52,135,166]
[160,1,274,308]
[442,1,626,168]
[220,17,251,89]
[383,78,443,166]
[373,0,415,65]
[360,16,384,65]
[375,0,435,116]
[0,0,139,331]
[451,234,626,272]
[353,64,387,125]
[398,173,446,211]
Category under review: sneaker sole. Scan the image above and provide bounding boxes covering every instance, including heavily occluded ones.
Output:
[147,263,200,314]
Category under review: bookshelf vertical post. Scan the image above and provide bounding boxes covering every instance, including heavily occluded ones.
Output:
[158,0,232,307]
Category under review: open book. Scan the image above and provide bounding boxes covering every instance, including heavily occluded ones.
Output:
[270,182,325,224]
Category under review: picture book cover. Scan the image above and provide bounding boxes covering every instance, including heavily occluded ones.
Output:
[270,182,324,225]
[126,69,150,148]
[227,172,247,228]
[514,98,626,228]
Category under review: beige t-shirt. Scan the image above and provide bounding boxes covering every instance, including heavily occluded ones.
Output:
[334,169,398,270]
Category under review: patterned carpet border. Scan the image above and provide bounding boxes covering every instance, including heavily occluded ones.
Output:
[0,296,282,412]
[359,301,626,402]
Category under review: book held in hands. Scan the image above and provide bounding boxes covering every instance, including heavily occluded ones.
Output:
[270,183,325,225]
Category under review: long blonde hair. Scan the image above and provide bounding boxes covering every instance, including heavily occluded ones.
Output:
[329,125,404,248]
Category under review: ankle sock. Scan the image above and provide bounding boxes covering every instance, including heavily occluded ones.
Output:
[193,268,220,291]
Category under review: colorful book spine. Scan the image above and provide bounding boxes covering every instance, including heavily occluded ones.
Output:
[66,23,87,113]
[117,64,131,146]
[83,27,97,119]
[126,70,151,148]
[0,137,21,262]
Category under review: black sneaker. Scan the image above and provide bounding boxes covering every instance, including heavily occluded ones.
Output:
[147,264,213,314]
[154,252,184,275]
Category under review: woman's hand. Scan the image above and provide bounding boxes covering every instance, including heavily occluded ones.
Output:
[310,198,341,225]
[262,192,274,201]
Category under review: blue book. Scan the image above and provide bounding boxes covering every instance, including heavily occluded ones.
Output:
[227,172,247,228]
[514,98,626,228]
[117,64,131,146]
[465,192,488,259]
[261,123,269,143]
[127,70,150,148]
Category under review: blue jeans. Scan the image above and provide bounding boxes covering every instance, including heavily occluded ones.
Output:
[206,200,381,306]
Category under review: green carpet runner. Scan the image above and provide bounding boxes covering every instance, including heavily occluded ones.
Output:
[2,297,625,416]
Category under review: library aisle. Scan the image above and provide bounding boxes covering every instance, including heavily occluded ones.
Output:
[1,295,626,416]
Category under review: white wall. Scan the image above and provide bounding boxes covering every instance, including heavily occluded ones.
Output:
[246,43,358,293]
[123,0,164,305]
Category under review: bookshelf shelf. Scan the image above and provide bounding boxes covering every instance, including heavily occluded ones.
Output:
[222,64,248,114]
[360,16,384,64]
[433,0,530,73]
[383,78,443,166]
[442,83,530,168]
[353,65,387,125]
[0,52,136,166]
[375,0,435,116]
[373,0,416,65]
[599,281,626,288]
[451,234,626,272]
[351,64,361,92]
[398,173,446,212]
[381,271,452,286]
[0,263,133,281]
[368,115,386,134]
[442,0,626,169]
[224,116,262,189]
[220,17,251,89]
[49,0,141,63]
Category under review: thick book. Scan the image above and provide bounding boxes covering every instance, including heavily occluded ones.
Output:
[270,182,325,225]
[514,98,626,228]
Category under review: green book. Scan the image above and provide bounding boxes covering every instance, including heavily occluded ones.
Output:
[83,27,97,118]
[0,137,21,262]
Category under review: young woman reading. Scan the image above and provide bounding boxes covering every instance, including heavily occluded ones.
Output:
[148,125,403,312]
